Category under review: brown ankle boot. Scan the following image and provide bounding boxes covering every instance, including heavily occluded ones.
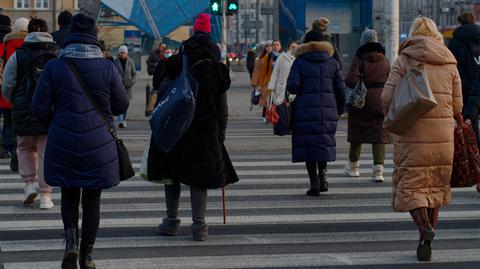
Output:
[410,208,435,261]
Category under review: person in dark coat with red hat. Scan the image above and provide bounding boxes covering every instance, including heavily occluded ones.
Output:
[148,13,238,242]
[32,14,128,269]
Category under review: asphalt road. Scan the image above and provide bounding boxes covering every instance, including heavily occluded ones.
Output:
[0,71,479,269]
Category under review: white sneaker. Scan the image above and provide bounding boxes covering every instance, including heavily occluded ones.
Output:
[371,164,384,183]
[344,162,360,177]
[262,117,267,124]
[23,184,38,205]
[39,194,54,209]
[123,121,127,128]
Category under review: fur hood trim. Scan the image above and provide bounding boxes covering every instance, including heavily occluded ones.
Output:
[294,41,334,58]
[3,31,27,43]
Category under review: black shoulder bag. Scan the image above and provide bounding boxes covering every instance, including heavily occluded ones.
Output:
[63,59,135,181]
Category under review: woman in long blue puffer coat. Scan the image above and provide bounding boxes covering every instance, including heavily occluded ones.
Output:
[32,14,129,269]
[287,30,347,197]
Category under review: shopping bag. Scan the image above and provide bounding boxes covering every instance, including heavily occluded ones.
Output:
[149,55,198,153]
[383,64,437,135]
[250,87,260,106]
[451,114,480,188]
[140,140,173,185]
[273,102,291,136]
[265,94,279,124]
[140,143,149,180]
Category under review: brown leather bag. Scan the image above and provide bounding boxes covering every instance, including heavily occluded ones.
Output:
[383,64,437,135]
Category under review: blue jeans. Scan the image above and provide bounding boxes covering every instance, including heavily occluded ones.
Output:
[0,109,15,154]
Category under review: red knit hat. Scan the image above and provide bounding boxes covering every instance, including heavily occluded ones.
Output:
[193,13,211,33]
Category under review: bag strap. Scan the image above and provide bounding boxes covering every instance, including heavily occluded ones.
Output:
[63,58,118,139]
[189,58,212,71]
[359,58,365,79]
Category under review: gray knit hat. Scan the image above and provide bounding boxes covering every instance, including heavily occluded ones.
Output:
[360,27,378,46]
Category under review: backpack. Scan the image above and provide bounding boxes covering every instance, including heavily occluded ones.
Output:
[30,49,57,84]
[15,48,57,99]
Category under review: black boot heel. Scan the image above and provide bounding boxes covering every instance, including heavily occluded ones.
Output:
[79,244,96,269]
[61,227,78,269]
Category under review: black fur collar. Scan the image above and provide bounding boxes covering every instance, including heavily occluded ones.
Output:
[355,42,385,57]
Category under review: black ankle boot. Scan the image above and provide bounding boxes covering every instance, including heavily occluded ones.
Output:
[61,227,78,269]
[319,169,329,192]
[306,176,320,197]
[79,244,96,269]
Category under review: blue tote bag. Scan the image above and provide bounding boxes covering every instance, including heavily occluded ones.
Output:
[149,55,199,153]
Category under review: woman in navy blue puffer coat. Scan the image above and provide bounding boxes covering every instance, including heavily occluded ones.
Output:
[32,14,128,269]
[287,30,346,197]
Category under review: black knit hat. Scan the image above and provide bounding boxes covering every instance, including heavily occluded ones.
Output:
[0,14,11,27]
[69,13,97,38]
[304,30,323,43]
[58,10,72,27]
[63,13,99,48]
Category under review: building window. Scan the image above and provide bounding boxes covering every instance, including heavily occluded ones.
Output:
[35,0,49,9]
[15,0,30,9]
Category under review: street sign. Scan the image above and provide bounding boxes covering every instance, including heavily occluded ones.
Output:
[124,30,142,70]
[261,7,274,15]
[242,20,263,29]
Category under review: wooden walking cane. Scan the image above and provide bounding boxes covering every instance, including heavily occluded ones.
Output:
[222,187,227,224]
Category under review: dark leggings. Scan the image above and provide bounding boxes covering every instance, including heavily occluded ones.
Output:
[61,188,102,246]
[305,161,327,180]
[164,182,207,224]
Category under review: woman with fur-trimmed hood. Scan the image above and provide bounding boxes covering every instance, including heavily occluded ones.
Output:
[286,31,346,197]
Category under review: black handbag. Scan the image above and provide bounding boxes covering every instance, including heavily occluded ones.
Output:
[273,92,292,136]
[64,59,135,181]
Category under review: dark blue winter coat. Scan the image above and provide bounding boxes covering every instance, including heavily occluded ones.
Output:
[287,41,346,163]
[32,39,129,189]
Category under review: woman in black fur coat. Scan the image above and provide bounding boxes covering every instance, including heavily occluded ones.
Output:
[147,14,239,241]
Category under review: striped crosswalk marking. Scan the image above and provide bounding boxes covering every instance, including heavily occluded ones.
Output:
[0,122,479,269]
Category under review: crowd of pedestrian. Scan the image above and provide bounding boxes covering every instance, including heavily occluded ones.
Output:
[1,8,480,267]
[248,14,480,262]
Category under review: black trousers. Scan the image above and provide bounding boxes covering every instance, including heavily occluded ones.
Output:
[305,161,327,181]
[61,188,102,246]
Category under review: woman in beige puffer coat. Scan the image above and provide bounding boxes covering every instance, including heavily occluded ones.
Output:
[382,17,463,262]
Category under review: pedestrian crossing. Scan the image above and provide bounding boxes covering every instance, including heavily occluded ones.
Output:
[0,122,479,269]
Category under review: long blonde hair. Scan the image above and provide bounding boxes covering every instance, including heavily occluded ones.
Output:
[409,17,443,40]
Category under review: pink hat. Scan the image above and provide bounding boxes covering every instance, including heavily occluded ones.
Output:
[193,13,211,33]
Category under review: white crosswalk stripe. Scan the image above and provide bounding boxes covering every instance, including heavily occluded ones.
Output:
[0,123,479,269]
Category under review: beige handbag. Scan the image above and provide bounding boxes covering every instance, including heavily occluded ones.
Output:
[383,64,437,135]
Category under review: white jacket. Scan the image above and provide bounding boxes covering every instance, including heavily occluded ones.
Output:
[268,50,295,105]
